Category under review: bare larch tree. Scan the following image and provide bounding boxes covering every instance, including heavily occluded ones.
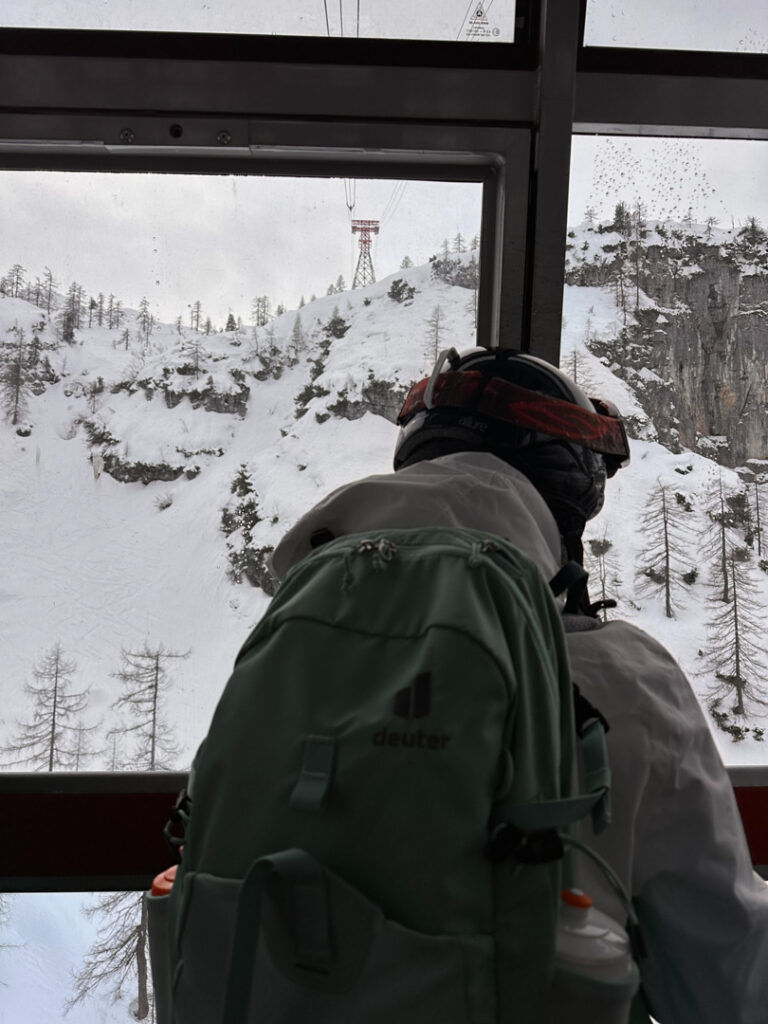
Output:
[3,643,88,770]
[635,483,693,618]
[705,546,768,736]
[68,644,187,1019]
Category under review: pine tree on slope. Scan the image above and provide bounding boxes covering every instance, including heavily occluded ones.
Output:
[109,643,187,771]
[68,645,187,1019]
[705,546,768,738]
[0,325,30,426]
[635,483,693,618]
[2,643,88,770]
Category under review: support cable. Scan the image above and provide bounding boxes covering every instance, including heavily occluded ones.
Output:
[456,0,476,41]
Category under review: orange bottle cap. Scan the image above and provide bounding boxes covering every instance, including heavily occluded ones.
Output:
[151,864,178,897]
[561,888,593,909]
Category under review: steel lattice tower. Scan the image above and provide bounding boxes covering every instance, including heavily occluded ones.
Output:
[351,219,380,288]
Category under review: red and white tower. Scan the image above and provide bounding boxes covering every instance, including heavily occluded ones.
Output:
[351,219,380,288]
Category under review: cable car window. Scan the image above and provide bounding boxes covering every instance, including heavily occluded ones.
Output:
[0,169,483,774]
[564,134,768,767]
[584,0,768,53]
[4,0,518,42]
[1,890,160,1021]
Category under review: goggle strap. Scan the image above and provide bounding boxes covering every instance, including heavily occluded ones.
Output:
[398,372,629,462]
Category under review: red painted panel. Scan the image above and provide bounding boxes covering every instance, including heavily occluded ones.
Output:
[733,787,768,866]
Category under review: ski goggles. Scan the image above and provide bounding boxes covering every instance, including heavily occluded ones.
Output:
[397,371,631,465]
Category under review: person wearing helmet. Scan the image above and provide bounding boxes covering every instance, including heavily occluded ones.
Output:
[270,347,768,1024]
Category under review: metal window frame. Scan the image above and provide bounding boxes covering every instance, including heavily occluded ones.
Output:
[1,0,768,890]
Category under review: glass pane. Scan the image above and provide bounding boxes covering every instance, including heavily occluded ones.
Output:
[1,891,158,1023]
[567,134,768,765]
[585,0,768,53]
[0,170,482,772]
[4,0,517,42]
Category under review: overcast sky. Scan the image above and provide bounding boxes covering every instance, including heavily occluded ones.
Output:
[0,173,482,324]
[4,0,516,41]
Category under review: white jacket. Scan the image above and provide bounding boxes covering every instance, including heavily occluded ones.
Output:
[271,451,768,1024]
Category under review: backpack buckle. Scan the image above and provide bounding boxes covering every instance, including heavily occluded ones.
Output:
[163,788,191,856]
[487,822,564,865]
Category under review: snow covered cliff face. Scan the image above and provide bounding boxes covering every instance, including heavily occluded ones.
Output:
[566,218,768,469]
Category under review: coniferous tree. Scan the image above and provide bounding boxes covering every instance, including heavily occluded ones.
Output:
[42,267,58,314]
[298,295,306,308]
[70,718,99,770]
[1,325,30,425]
[585,536,621,621]
[251,296,271,327]
[400,256,413,269]
[182,337,206,378]
[57,282,84,343]
[204,317,212,336]
[137,297,153,341]
[189,300,203,333]
[334,275,346,294]
[705,546,768,735]
[109,643,187,771]
[96,292,105,326]
[289,315,305,363]
[565,348,598,393]
[612,201,632,236]
[425,304,445,364]
[453,232,466,254]
[225,312,237,332]
[705,476,753,603]
[612,242,630,326]
[323,306,350,340]
[635,484,693,618]
[631,200,647,309]
[754,481,763,559]
[66,891,153,1020]
[5,263,26,298]
[2,643,88,770]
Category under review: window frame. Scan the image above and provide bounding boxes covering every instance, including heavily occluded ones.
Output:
[1,0,767,890]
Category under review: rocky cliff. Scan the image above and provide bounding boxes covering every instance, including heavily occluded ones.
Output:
[566,220,768,471]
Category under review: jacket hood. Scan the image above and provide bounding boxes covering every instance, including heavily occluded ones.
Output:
[270,451,562,582]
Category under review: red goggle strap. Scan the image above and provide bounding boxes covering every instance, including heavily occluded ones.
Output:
[398,372,630,462]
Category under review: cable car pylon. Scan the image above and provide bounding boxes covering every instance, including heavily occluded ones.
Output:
[351,219,380,288]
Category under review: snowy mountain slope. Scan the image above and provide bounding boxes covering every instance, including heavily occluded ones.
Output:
[2,236,768,1021]
[3,243,767,764]
[0,257,479,771]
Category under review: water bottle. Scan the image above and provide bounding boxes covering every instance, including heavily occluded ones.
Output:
[548,887,640,1024]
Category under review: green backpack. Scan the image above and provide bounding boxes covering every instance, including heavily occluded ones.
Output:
[147,526,618,1023]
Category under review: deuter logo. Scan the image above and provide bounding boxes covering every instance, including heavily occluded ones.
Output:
[393,672,431,719]
[373,672,452,751]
